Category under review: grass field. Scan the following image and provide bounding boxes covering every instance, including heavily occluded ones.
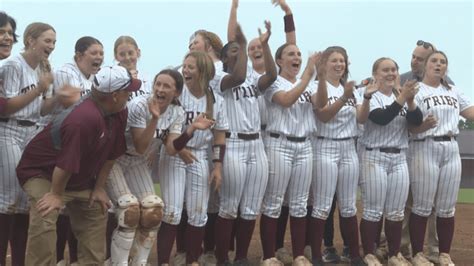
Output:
[155,185,474,204]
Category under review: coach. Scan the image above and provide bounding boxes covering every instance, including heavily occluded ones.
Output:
[16,65,141,265]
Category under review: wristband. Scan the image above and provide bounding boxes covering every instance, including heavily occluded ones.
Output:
[338,95,348,103]
[363,93,372,100]
[212,144,226,163]
[172,131,193,151]
[284,14,295,33]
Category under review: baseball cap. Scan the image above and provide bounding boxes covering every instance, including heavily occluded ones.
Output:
[94,65,141,93]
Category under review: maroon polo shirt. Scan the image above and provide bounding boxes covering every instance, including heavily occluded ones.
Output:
[0,98,6,114]
[17,98,127,191]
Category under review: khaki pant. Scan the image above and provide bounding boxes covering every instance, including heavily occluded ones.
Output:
[401,190,439,257]
[23,178,107,266]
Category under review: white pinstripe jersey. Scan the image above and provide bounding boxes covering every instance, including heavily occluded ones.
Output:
[359,91,410,148]
[55,62,95,97]
[0,54,42,122]
[125,94,185,155]
[215,68,261,133]
[264,75,317,137]
[128,71,152,102]
[314,81,362,138]
[179,85,228,150]
[411,83,473,139]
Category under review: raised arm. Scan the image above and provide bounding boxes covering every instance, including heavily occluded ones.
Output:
[256,21,277,91]
[311,52,328,109]
[227,0,239,42]
[315,80,355,123]
[220,24,248,91]
[272,0,296,44]
[272,53,316,108]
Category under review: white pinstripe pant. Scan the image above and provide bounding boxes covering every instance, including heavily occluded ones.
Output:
[408,139,461,218]
[311,138,359,219]
[106,154,156,203]
[0,121,36,214]
[159,148,210,227]
[261,136,312,218]
[359,148,410,222]
[219,137,268,220]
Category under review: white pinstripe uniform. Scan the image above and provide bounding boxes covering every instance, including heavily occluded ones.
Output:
[359,91,411,222]
[0,54,43,214]
[159,84,229,227]
[311,81,362,220]
[409,83,472,218]
[261,76,316,218]
[107,94,182,208]
[36,62,95,128]
[215,69,268,220]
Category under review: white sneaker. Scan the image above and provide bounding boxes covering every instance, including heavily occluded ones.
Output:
[171,252,186,266]
[292,255,312,266]
[261,257,284,266]
[303,245,312,261]
[363,254,383,266]
[275,247,293,265]
[411,252,434,266]
[438,253,455,266]
[375,247,389,262]
[388,252,412,266]
[198,251,217,266]
[56,260,66,266]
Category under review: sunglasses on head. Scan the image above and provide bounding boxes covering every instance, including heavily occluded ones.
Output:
[417,40,434,50]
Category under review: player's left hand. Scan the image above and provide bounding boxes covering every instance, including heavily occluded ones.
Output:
[258,20,272,44]
[88,187,112,214]
[209,165,222,192]
[192,113,215,130]
[36,192,63,217]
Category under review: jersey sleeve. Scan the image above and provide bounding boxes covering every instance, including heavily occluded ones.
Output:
[264,77,284,102]
[213,95,229,131]
[369,93,385,111]
[54,68,81,92]
[169,105,185,135]
[1,61,22,98]
[213,72,229,96]
[127,96,149,129]
[454,86,473,112]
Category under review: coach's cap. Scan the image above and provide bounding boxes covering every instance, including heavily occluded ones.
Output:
[94,65,141,93]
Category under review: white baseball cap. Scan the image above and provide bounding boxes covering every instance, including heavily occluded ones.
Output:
[94,65,141,93]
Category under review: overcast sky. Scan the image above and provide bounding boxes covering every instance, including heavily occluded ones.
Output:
[1,0,472,100]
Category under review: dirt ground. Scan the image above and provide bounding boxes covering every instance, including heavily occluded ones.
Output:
[6,203,473,265]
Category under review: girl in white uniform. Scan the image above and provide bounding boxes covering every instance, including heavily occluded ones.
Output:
[408,51,474,266]
[157,51,232,265]
[310,46,374,265]
[358,58,422,266]
[0,22,56,266]
[107,68,214,265]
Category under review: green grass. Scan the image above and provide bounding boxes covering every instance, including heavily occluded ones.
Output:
[154,185,474,204]
[458,188,474,204]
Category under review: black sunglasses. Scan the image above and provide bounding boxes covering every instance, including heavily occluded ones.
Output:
[417,40,434,50]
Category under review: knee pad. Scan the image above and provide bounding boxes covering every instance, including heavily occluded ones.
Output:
[140,195,164,229]
[116,194,140,229]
